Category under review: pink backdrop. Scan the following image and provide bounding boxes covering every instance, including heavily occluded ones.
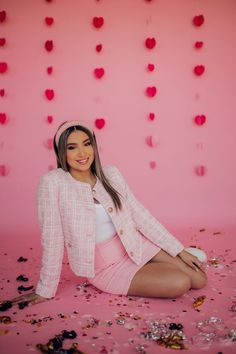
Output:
[1,0,236,248]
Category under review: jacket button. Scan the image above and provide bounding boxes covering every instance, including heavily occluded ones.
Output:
[119,229,124,236]
[130,251,134,257]
[67,242,72,248]
[108,207,113,213]
[92,189,96,195]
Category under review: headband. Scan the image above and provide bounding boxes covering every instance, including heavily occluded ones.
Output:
[55,120,94,147]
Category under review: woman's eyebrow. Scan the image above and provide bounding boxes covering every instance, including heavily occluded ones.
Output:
[67,138,90,146]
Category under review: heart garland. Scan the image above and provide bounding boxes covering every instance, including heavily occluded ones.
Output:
[0,165,10,177]
[47,115,53,124]
[0,38,6,46]
[0,89,5,97]
[0,62,8,73]
[45,40,53,52]
[0,113,7,124]
[195,41,203,49]
[147,63,155,72]
[96,44,102,52]
[149,161,156,169]
[45,138,53,150]
[95,118,105,129]
[93,17,104,28]
[146,135,158,147]
[195,165,206,176]
[193,15,205,27]
[0,10,6,23]
[45,89,54,100]
[145,37,156,49]
[194,65,205,76]
[47,66,53,74]
[194,115,206,125]
[146,86,157,97]
[94,68,105,79]
[45,17,54,26]
[149,113,155,121]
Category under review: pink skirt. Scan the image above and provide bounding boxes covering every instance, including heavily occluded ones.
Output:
[87,234,160,295]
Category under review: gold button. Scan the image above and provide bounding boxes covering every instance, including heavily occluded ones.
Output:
[92,189,96,195]
[108,207,113,213]
[119,229,124,236]
[130,251,134,257]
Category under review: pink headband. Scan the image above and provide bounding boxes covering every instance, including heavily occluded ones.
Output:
[55,120,94,146]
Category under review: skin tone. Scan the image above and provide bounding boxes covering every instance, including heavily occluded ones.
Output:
[2,129,207,306]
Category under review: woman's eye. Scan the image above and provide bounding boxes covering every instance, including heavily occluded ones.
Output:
[84,142,91,146]
[67,146,75,150]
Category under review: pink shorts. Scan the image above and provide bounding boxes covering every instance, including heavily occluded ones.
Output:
[87,234,160,295]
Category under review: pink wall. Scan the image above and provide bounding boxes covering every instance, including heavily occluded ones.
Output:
[1,0,236,247]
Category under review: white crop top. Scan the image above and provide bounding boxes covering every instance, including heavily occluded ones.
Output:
[95,203,116,244]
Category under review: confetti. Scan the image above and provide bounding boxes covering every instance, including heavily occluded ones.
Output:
[193,296,206,308]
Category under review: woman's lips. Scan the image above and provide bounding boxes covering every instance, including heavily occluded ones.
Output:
[76,158,89,165]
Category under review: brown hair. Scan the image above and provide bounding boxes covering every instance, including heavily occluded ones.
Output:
[53,123,122,211]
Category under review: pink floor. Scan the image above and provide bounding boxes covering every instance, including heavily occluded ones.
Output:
[0,227,236,354]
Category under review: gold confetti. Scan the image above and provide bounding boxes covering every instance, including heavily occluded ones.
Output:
[193,295,206,308]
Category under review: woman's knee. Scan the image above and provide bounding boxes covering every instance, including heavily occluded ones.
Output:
[172,274,191,297]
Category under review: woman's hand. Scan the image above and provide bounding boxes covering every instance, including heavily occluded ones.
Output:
[178,250,205,273]
[11,292,48,306]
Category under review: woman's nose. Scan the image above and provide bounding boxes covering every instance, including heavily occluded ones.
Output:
[77,147,86,156]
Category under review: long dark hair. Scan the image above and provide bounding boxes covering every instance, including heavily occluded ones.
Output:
[53,123,122,211]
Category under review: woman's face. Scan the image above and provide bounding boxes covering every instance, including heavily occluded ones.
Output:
[66,130,95,177]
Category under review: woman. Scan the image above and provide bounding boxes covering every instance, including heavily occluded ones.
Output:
[10,120,207,307]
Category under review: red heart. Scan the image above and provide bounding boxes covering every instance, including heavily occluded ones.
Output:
[147,63,155,72]
[195,41,203,49]
[95,118,105,129]
[93,17,104,28]
[45,40,53,52]
[195,165,206,176]
[0,38,6,46]
[47,66,53,74]
[94,68,105,79]
[146,86,157,97]
[0,62,8,73]
[194,115,206,125]
[46,0,53,2]
[45,89,54,100]
[194,65,205,76]
[45,17,54,25]
[96,44,102,52]
[47,115,53,123]
[0,165,9,177]
[145,37,156,49]
[0,113,7,124]
[149,113,155,121]
[0,11,6,23]
[193,15,205,27]
[0,89,5,97]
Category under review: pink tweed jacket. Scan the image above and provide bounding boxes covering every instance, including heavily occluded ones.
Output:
[35,166,184,298]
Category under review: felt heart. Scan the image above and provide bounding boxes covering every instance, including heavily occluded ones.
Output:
[45,138,53,150]
[0,62,8,73]
[147,63,155,72]
[94,68,105,79]
[149,113,155,121]
[149,161,156,169]
[47,66,53,74]
[47,115,53,124]
[146,86,157,97]
[0,165,9,176]
[45,40,53,52]
[93,17,104,28]
[193,15,205,27]
[0,113,7,124]
[0,38,6,46]
[194,65,205,76]
[45,89,54,100]
[195,41,203,49]
[194,115,206,125]
[96,44,102,52]
[0,11,6,23]
[0,89,5,97]
[195,165,206,176]
[45,17,54,25]
[95,118,105,129]
[46,0,53,2]
[146,136,158,147]
[145,37,156,49]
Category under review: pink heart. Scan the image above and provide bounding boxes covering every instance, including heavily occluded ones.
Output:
[146,86,157,97]
[149,161,156,169]
[149,112,155,121]
[45,17,54,25]
[194,65,205,76]
[47,115,53,124]
[195,165,206,176]
[96,44,102,52]
[94,68,105,79]
[45,138,53,150]
[0,113,7,124]
[0,165,9,176]
[95,118,105,129]
[47,66,53,74]
[195,41,203,49]
[145,37,156,49]
[146,136,158,147]
[0,89,5,97]
[0,62,8,73]
[93,17,104,28]
[0,38,6,46]
[194,115,206,125]
[147,63,155,72]
[45,89,54,100]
